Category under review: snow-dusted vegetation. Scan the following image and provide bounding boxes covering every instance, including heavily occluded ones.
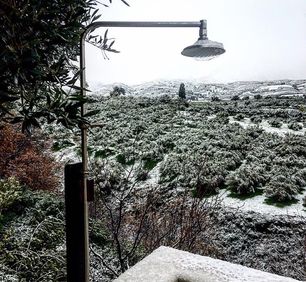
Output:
[2,80,306,281]
[46,80,306,280]
[84,89,306,207]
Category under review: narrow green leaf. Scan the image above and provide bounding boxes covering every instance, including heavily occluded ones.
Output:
[106,49,120,53]
[104,29,108,40]
[120,0,130,6]
[92,9,98,19]
[92,14,101,22]
[83,109,100,117]
[108,40,115,49]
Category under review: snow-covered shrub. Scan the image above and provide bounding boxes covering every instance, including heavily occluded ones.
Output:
[211,96,221,102]
[92,160,127,195]
[268,118,282,128]
[265,175,299,202]
[159,152,227,197]
[159,153,185,185]
[292,168,306,191]
[193,174,225,198]
[234,113,244,121]
[288,122,303,131]
[250,115,262,124]
[157,136,175,153]
[0,190,66,281]
[158,94,172,104]
[213,150,242,171]
[213,112,229,124]
[225,164,268,195]
[231,95,240,101]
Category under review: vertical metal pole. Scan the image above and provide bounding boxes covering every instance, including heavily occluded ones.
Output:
[80,31,90,282]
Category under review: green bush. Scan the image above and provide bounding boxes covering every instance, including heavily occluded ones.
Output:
[0,177,23,214]
[0,190,66,281]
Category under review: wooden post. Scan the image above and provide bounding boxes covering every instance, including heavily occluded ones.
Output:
[65,163,86,282]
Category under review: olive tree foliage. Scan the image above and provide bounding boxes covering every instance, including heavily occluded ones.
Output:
[0,0,128,133]
[225,163,268,195]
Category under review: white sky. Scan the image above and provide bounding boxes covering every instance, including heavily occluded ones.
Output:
[85,0,306,86]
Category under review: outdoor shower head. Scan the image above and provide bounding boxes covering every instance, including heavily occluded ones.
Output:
[181,38,225,60]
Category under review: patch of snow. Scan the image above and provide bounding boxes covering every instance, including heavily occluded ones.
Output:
[229,117,306,136]
[228,117,251,129]
[257,85,293,91]
[220,190,306,217]
[207,114,217,120]
[260,120,305,136]
[53,147,80,164]
[145,162,161,186]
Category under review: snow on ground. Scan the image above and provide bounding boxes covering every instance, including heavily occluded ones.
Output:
[229,117,306,136]
[207,114,217,120]
[53,146,80,164]
[256,85,294,92]
[219,190,306,217]
[145,162,161,186]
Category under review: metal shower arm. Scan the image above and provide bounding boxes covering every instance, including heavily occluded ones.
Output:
[81,20,207,38]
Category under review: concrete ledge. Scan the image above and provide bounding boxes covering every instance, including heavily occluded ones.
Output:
[115,246,300,282]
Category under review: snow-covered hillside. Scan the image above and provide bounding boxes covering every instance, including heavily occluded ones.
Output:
[92,79,306,100]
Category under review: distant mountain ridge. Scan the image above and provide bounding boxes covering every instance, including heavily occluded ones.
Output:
[92,79,306,100]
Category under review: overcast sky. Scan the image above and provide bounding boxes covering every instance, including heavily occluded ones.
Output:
[85,0,306,86]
